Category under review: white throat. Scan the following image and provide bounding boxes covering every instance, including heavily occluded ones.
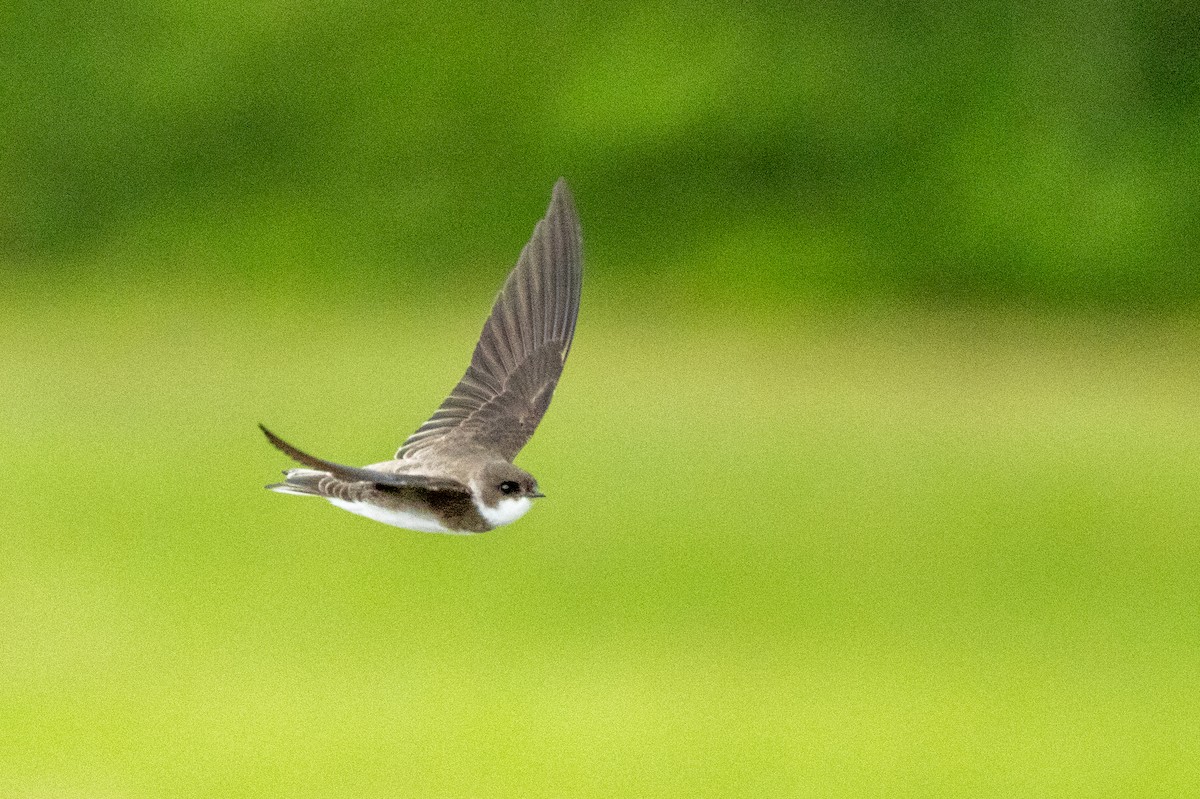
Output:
[470,484,534,529]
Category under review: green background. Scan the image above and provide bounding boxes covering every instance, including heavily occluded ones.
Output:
[3,2,1198,796]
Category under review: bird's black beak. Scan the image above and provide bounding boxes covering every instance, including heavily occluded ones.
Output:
[531,490,546,498]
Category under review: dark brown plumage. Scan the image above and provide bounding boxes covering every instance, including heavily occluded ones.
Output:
[260,179,583,533]
[397,178,582,462]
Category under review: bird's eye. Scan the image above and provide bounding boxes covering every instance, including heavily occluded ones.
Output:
[499,480,519,495]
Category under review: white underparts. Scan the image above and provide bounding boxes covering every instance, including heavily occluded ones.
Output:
[278,481,533,533]
[326,498,454,534]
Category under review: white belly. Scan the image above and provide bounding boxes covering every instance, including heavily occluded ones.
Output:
[326,493,534,533]
[327,498,457,534]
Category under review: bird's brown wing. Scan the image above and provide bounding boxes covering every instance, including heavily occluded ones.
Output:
[397,178,583,463]
[260,424,468,492]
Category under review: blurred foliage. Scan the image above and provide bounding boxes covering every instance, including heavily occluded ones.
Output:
[3,1,1198,307]
[4,5,1200,793]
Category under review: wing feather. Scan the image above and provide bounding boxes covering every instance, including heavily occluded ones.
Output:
[260,424,468,493]
[398,179,582,462]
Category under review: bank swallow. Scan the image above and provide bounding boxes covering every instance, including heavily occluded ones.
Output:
[260,179,582,533]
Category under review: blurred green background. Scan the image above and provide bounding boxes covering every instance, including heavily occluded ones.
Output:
[2,2,1198,797]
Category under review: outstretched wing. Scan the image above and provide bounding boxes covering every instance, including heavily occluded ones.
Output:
[260,424,468,492]
[398,178,583,463]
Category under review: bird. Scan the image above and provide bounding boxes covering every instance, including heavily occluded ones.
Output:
[259,179,582,534]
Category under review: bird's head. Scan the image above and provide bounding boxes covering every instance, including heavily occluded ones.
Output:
[471,462,544,528]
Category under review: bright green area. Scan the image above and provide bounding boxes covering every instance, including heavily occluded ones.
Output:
[1,293,1196,797]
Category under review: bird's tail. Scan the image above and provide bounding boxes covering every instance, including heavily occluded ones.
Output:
[265,468,328,496]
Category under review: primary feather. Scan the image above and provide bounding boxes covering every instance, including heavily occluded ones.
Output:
[397,178,583,463]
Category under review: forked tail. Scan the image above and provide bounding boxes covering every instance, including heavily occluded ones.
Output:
[265,468,328,496]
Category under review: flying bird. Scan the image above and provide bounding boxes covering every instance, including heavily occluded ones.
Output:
[260,179,582,533]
